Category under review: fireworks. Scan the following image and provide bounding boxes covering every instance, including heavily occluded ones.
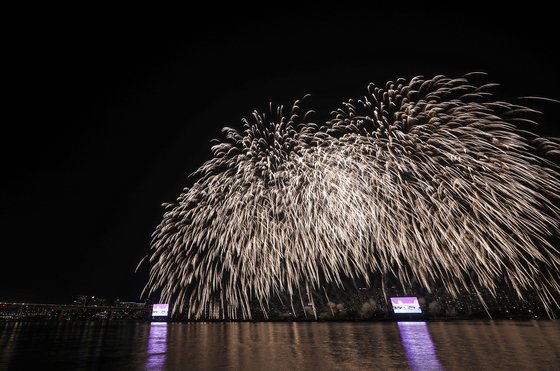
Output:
[142,74,560,319]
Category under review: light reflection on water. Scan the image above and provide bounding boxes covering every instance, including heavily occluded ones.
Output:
[1,320,559,370]
[146,323,168,370]
[397,322,443,371]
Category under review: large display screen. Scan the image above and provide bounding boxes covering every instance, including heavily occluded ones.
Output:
[390,297,422,314]
[152,304,169,317]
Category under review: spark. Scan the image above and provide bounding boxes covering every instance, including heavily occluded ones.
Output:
[141,75,560,319]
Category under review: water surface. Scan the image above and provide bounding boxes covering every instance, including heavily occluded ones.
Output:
[1,321,558,370]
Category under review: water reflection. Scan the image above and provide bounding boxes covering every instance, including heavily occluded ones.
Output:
[146,323,168,370]
[1,321,559,370]
[398,322,443,371]
[163,322,408,370]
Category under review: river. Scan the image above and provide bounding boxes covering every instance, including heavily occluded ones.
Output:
[1,321,559,370]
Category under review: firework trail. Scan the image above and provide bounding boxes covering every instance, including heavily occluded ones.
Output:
[142,74,560,319]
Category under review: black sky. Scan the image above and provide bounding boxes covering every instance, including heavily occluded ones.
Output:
[2,6,559,304]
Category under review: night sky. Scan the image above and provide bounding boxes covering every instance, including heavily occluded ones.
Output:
[3,6,559,304]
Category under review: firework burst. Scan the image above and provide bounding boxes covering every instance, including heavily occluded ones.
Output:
[142,74,560,319]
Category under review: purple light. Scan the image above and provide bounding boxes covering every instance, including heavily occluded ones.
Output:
[152,303,169,317]
[390,297,422,314]
[398,322,443,371]
[146,322,168,370]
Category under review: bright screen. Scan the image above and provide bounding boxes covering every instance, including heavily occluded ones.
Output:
[390,297,422,314]
[152,304,169,317]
